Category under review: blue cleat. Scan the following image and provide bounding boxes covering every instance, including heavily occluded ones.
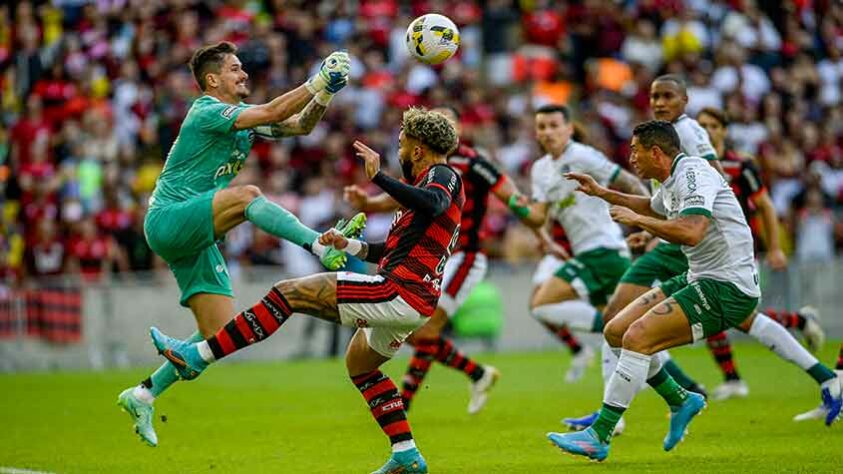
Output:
[117,387,158,447]
[663,392,706,451]
[149,327,207,381]
[562,412,597,431]
[547,428,609,461]
[820,377,842,427]
[371,448,428,474]
[562,411,625,436]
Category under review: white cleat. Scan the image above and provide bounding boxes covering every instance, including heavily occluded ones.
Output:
[468,365,500,415]
[711,380,749,401]
[793,405,827,422]
[564,345,595,383]
[798,306,825,353]
[613,417,626,436]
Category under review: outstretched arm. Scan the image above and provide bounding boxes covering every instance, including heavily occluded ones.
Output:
[255,98,329,137]
[344,186,400,212]
[319,229,384,264]
[611,207,710,246]
[565,172,662,219]
[235,52,350,130]
[352,140,455,217]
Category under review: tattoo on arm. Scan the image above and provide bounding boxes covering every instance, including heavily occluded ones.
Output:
[272,100,328,137]
[275,273,340,322]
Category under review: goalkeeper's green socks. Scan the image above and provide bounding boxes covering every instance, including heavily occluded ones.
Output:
[245,195,321,250]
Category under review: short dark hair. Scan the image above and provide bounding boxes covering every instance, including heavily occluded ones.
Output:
[653,74,687,94]
[190,42,238,91]
[697,107,729,127]
[535,104,571,122]
[633,120,681,156]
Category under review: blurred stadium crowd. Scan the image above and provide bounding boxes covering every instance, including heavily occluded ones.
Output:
[2,0,843,287]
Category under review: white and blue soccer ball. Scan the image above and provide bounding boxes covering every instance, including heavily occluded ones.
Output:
[405,14,460,66]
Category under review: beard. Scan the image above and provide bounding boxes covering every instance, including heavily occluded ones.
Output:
[401,160,415,182]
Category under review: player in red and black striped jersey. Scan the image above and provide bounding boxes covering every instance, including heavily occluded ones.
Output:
[345,106,537,414]
[697,108,826,403]
[147,108,462,473]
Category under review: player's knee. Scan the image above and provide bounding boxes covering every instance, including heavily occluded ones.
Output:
[603,318,625,348]
[238,184,263,204]
[621,321,652,354]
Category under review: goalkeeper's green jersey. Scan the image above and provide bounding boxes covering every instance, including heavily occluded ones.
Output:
[149,95,253,209]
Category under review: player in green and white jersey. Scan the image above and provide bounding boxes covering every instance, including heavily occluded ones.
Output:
[507,105,648,360]
[117,42,365,447]
[549,121,842,462]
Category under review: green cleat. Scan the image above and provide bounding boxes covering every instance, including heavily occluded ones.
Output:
[321,212,367,270]
[117,387,158,447]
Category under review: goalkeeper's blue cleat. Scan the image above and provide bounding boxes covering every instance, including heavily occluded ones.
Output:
[663,392,706,451]
[150,327,207,381]
[321,212,367,271]
[370,448,428,474]
[117,387,157,447]
[547,428,609,462]
[820,376,842,427]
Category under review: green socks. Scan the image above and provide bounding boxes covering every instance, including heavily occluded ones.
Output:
[663,359,696,391]
[591,403,625,443]
[648,366,689,407]
[244,195,319,248]
[807,363,836,384]
[144,331,204,397]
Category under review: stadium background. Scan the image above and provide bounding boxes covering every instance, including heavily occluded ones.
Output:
[2,0,843,369]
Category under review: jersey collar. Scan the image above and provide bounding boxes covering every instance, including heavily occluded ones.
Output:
[673,114,688,124]
[670,153,687,176]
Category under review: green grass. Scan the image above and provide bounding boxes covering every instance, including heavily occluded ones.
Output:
[1,341,841,473]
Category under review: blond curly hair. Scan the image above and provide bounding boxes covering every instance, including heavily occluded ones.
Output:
[402,107,458,155]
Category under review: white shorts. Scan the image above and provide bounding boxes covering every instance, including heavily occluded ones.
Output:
[438,251,488,317]
[531,255,565,287]
[336,272,427,358]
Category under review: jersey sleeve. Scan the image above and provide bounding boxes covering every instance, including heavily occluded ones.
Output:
[581,148,621,186]
[675,162,717,218]
[468,154,506,191]
[679,121,718,161]
[650,186,667,216]
[195,100,248,134]
[424,164,461,199]
[740,159,766,199]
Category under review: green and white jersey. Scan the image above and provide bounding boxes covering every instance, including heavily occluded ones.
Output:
[674,114,717,161]
[149,95,253,209]
[650,154,760,297]
[653,114,719,245]
[531,141,627,256]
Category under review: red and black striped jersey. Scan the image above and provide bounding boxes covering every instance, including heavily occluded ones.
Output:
[721,149,766,225]
[377,164,465,316]
[447,144,506,252]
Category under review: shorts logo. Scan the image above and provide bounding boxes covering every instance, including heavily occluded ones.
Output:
[389,340,402,350]
[215,264,225,273]
[355,318,369,328]
[691,282,712,311]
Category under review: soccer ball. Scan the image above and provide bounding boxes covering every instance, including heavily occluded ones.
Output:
[405,14,460,65]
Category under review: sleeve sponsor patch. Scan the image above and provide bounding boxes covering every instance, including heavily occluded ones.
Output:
[683,195,705,207]
[221,105,239,119]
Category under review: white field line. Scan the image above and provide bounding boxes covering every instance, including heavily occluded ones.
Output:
[0,467,57,474]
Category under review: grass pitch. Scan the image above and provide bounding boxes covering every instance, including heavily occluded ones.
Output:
[1,341,841,473]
